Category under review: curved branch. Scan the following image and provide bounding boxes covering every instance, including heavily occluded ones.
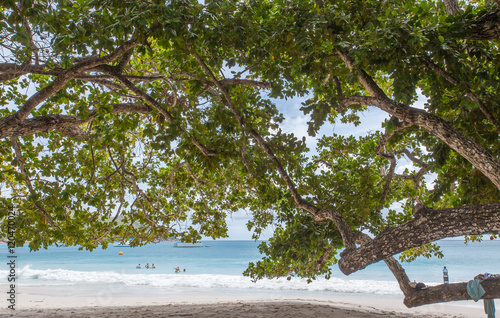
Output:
[338,202,500,275]
[375,119,414,202]
[404,278,500,308]
[338,95,500,190]
[337,49,500,189]
[0,103,152,139]
[0,39,140,128]
[394,149,429,190]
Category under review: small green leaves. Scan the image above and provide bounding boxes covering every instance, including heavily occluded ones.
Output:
[1,0,498,285]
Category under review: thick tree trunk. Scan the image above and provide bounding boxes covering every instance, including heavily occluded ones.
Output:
[404,278,500,308]
[338,203,500,275]
[443,0,460,15]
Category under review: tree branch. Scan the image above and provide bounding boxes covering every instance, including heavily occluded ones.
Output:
[192,51,356,249]
[375,119,414,203]
[333,93,500,190]
[404,278,500,308]
[338,202,500,275]
[0,39,140,129]
[0,103,152,139]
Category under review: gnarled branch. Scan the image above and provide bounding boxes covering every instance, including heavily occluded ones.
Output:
[338,202,500,275]
[404,278,500,308]
[0,103,152,139]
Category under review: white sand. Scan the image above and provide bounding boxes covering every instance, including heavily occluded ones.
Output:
[0,286,491,318]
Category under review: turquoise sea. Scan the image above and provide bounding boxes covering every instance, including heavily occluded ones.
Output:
[1,239,499,299]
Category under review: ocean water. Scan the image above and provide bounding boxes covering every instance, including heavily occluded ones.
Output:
[0,239,499,298]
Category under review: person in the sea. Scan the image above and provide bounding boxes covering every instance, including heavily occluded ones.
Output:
[151,264,155,269]
[137,264,141,269]
[146,263,149,269]
[175,266,180,273]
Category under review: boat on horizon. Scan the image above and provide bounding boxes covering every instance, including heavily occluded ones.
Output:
[173,241,207,247]
[113,240,130,247]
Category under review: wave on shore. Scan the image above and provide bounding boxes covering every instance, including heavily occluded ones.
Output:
[6,265,402,295]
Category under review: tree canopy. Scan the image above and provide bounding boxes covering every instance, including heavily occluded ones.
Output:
[1,0,499,307]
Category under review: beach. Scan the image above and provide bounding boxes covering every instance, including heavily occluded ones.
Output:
[1,286,490,317]
[0,301,457,318]
[1,240,496,317]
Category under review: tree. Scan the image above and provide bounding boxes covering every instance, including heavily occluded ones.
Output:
[1,0,499,308]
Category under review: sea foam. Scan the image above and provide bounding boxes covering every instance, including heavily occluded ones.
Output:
[7,265,402,295]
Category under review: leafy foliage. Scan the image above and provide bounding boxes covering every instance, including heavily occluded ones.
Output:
[0,0,499,288]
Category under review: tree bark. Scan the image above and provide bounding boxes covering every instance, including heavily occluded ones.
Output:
[443,0,460,15]
[338,203,500,275]
[466,9,500,40]
[0,104,152,139]
[404,278,500,308]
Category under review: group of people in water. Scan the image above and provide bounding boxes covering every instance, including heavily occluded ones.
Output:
[136,264,185,273]
[174,267,186,273]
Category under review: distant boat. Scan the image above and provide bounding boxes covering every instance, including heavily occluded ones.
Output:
[173,241,206,247]
[113,241,130,247]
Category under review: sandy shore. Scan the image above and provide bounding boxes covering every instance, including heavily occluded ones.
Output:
[0,301,450,318]
[0,287,490,318]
